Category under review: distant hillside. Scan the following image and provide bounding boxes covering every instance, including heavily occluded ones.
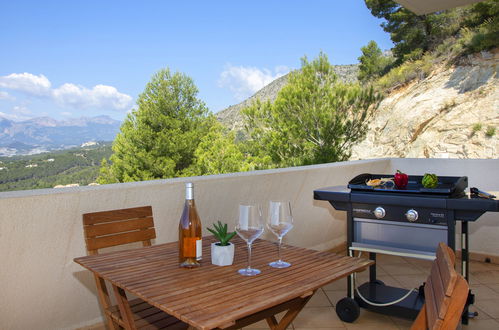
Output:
[0,115,121,156]
[0,142,112,192]
[217,64,359,131]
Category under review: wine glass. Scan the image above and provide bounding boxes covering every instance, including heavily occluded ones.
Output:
[236,204,264,276]
[267,201,294,268]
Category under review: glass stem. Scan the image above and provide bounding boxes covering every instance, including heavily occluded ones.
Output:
[247,242,252,270]
[277,237,283,262]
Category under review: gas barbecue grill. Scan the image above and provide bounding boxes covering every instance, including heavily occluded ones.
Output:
[313,173,499,324]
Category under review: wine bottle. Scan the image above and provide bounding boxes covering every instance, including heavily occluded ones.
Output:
[179,182,202,268]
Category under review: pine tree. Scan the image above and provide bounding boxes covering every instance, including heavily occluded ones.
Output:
[184,122,248,176]
[358,40,394,81]
[243,53,382,167]
[99,68,212,183]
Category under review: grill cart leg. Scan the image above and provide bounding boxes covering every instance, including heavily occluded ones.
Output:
[368,252,386,286]
[369,252,377,283]
[348,249,354,299]
[461,221,478,324]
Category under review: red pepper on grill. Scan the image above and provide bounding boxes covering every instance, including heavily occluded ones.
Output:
[394,170,408,189]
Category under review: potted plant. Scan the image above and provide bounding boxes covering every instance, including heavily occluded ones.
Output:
[208,221,237,266]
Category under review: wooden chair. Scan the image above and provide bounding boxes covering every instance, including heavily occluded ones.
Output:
[411,242,469,330]
[83,206,187,330]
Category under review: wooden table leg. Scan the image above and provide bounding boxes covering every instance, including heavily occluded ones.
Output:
[272,291,315,330]
[265,315,278,328]
[266,290,315,330]
[220,290,316,330]
[93,275,119,330]
[112,284,137,330]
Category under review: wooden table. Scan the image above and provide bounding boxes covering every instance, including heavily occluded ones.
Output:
[74,236,372,330]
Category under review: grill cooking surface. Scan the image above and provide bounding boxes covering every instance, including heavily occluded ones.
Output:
[348,173,468,197]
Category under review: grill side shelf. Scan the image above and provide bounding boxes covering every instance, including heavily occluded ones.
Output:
[448,198,499,221]
[313,187,351,211]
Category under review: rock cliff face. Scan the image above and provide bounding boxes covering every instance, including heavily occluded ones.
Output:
[351,50,498,160]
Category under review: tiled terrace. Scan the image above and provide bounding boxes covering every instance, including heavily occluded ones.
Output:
[278,255,499,330]
[238,254,499,330]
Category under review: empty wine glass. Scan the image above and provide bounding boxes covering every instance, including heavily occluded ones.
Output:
[267,201,294,268]
[235,204,264,276]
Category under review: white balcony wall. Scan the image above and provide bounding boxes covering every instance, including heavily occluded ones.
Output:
[0,159,389,330]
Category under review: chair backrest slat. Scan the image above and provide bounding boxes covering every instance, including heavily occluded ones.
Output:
[83,206,156,254]
[85,228,156,251]
[436,244,457,296]
[83,206,153,225]
[415,242,468,330]
[429,261,449,320]
[424,276,443,329]
[84,217,154,238]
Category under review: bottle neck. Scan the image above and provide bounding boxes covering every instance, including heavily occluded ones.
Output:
[186,186,194,200]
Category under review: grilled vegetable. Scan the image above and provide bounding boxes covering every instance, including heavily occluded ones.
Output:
[422,173,438,188]
[366,177,394,187]
[394,170,408,189]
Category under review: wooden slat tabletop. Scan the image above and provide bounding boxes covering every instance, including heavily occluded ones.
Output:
[74,236,372,330]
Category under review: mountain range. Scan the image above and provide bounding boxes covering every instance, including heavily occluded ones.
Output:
[0,115,121,156]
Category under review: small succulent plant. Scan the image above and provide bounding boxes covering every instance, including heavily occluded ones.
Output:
[207,221,237,246]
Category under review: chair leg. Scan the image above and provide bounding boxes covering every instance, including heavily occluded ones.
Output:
[410,303,426,330]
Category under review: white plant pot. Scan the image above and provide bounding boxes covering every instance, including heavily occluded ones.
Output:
[211,242,235,266]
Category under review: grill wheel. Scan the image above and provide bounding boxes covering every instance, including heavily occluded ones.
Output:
[336,297,360,323]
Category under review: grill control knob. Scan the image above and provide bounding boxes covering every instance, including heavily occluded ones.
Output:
[373,207,386,219]
[406,209,419,222]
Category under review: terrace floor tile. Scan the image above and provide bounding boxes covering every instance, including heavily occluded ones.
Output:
[292,307,345,328]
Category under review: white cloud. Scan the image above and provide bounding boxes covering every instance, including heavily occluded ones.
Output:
[0,111,31,121]
[0,73,51,95]
[0,72,133,111]
[0,91,13,100]
[52,83,132,110]
[12,105,32,116]
[60,111,73,116]
[219,64,289,100]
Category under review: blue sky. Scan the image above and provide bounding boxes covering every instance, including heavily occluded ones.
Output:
[0,0,392,121]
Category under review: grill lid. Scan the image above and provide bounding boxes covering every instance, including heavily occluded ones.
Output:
[348,173,468,197]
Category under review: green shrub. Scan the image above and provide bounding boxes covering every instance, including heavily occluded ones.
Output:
[472,123,483,133]
[375,54,435,90]
[459,18,498,54]
[485,126,496,137]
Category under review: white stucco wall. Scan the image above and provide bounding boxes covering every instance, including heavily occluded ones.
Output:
[0,159,390,330]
